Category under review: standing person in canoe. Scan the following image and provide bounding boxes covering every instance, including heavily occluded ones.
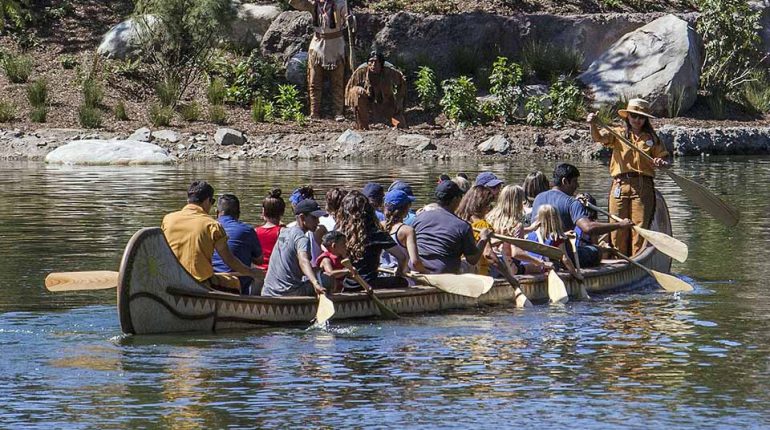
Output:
[211,194,263,295]
[587,98,670,256]
[287,0,354,121]
[261,199,328,297]
[413,180,493,274]
[161,180,262,293]
[345,50,407,130]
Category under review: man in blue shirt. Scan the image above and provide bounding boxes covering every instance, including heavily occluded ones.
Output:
[212,194,263,295]
[531,163,633,266]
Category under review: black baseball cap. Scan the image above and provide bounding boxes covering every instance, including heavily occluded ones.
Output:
[294,199,328,217]
[435,180,463,201]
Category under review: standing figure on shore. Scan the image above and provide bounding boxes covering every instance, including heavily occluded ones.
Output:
[288,0,353,121]
[345,51,407,130]
[587,98,670,256]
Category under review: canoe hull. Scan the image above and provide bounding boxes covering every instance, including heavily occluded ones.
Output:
[118,193,673,335]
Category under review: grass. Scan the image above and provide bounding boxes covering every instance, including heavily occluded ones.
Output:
[705,93,725,119]
[208,105,227,125]
[2,53,33,83]
[207,78,227,106]
[522,41,584,81]
[26,79,48,108]
[60,55,78,70]
[742,76,770,113]
[149,103,174,127]
[82,78,104,108]
[0,101,16,122]
[595,95,628,125]
[666,86,687,117]
[156,79,180,107]
[179,102,201,122]
[30,106,47,123]
[114,101,129,121]
[79,105,102,128]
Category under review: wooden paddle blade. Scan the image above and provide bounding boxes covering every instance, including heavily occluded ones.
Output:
[417,273,494,298]
[547,270,569,304]
[665,170,740,227]
[650,270,694,292]
[634,225,689,263]
[513,287,533,308]
[45,271,119,292]
[315,294,335,324]
[492,234,564,260]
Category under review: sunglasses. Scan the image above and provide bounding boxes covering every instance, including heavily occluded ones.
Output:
[628,112,646,120]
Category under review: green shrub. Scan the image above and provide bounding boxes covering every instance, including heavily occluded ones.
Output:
[666,86,688,117]
[522,41,584,81]
[78,105,102,128]
[178,101,200,122]
[705,93,726,119]
[26,79,48,108]
[414,66,439,110]
[525,96,547,126]
[60,54,78,70]
[0,0,28,30]
[208,104,227,125]
[149,103,174,126]
[114,100,129,121]
[29,106,47,123]
[251,96,274,123]
[207,77,227,106]
[595,96,627,125]
[274,84,304,121]
[489,56,525,123]
[742,75,770,113]
[2,53,33,83]
[0,100,16,122]
[156,78,180,107]
[224,52,283,105]
[698,0,762,98]
[450,46,482,77]
[82,78,103,108]
[548,78,585,125]
[440,76,479,125]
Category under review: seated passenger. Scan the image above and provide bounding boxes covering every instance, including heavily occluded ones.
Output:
[287,185,325,266]
[387,180,417,225]
[380,189,426,273]
[261,199,327,297]
[363,182,386,222]
[212,194,263,295]
[413,180,492,274]
[315,231,350,294]
[525,204,583,282]
[456,185,496,275]
[255,188,285,273]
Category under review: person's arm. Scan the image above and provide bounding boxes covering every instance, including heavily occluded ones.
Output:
[576,217,633,236]
[393,69,407,114]
[586,112,614,146]
[559,242,584,281]
[319,258,349,279]
[214,240,260,278]
[401,226,426,273]
[465,228,491,266]
[385,244,408,276]
[298,250,324,295]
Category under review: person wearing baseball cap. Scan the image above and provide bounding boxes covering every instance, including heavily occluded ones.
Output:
[363,182,386,221]
[262,199,328,297]
[411,180,492,274]
[381,189,426,273]
[387,180,417,225]
[475,171,504,198]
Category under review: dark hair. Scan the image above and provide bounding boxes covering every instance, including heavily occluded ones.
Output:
[368,50,385,65]
[217,194,240,218]
[291,185,315,207]
[322,230,346,248]
[457,172,469,179]
[337,191,381,261]
[263,188,286,220]
[325,187,348,221]
[438,174,451,182]
[577,192,598,221]
[384,203,409,232]
[624,116,658,142]
[456,185,495,222]
[523,171,550,204]
[187,180,214,204]
[552,163,580,187]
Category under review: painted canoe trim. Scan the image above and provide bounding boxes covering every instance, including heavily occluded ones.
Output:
[118,192,674,335]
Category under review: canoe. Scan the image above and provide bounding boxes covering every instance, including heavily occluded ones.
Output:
[117,192,673,335]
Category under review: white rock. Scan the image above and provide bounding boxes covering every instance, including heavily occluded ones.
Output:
[45,140,174,165]
[336,129,364,146]
[397,134,432,148]
[152,130,181,143]
[97,15,158,60]
[579,14,703,117]
[477,135,511,154]
[129,127,152,142]
[215,128,246,146]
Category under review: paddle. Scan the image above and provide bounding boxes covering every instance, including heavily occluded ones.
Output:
[493,255,532,308]
[473,228,564,261]
[568,236,590,300]
[547,270,569,304]
[341,259,399,319]
[45,271,119,292]
[602,247,693,292]
[599,124,740,227]
[379,267,494,298]
[581,200,688,263]
[314,293,335,325]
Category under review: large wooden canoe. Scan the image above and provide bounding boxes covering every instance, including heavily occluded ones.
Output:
[118,193,674,335]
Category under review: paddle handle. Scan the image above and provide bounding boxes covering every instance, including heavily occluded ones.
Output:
[583,201,623,223]
[601,246,653,277]
[340,259,373,292]
[598,124,657,164]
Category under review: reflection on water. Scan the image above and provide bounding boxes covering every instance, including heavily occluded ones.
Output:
[1,158,769,428]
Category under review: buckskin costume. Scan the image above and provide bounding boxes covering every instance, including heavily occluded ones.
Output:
[288,0,351,120]
[345,52,407,130]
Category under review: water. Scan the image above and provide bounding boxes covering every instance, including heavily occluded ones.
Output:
[1,157,769,428]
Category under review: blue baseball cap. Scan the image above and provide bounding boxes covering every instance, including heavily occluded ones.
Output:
[289,188,308,205]
[362,182,384,200]
[384,190,414,210]
[435,180,463,201]
[388,180,415,198]
[475,171,504,188]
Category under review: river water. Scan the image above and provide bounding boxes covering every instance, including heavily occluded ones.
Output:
[1,157,768,428]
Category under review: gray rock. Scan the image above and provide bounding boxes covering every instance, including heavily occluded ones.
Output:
[217,153,231,160]
[152,130,181,143]
[336,129,364,146]
[658,125,770,156]
[415,141,437,151]
[45,140,173,165]
[286,51,308,87]
[97,15,158,60]
[229,3,282,51]
[261,11,313,61]
[397,133,432,148]
[477,135,511,154]
[215,128,246,146]
[298,145,314,159]
[579,14,703,117]
[129,127,152,142]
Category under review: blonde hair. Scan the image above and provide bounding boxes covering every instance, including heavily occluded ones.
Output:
[452,176,471,193]
[532,204,564,242]
[486,185,526,236]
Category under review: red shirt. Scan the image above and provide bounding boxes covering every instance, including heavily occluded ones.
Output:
[255,225,281,271]
[315,250,344,291]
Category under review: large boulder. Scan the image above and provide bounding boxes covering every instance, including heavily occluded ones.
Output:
[45,140,174,165]
[97,15,158,60]
[229,3,282,51]
[579,14,703,116]
[261,11,313,61]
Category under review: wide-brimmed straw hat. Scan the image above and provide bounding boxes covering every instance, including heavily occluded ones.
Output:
[618,98,656,119]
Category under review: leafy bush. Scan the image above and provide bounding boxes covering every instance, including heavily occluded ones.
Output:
[548,78,585,125]
[207,77,227,106]
[489,56,525,123]
[595,96,627,125]
[208,104,227,125]
[440,76,479,125]
[704,93,725,119]
[698,0,762,98]
[0,0,28,30]
[522,41,584,82]
[2,53,32,83]
[251,96,274,123]
[78,105,102,128]
[178,101,200,122]
[149,103,174,126]
[224,52,283,105]
[114,100,129,121]
[82,78,104,108]
[26,79,48,108]
[156,78,180,107]
[29,106,47,123]
[414,66,439,111]
[0,100,16,122]
[60,54,78,70]
[525,97,547,126]
[274,84,304,121]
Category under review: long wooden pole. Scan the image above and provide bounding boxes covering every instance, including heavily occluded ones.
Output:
[341,259,399,319]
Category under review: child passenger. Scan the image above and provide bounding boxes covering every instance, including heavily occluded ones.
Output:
[525,204,584,282]
[315,231,350,294]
